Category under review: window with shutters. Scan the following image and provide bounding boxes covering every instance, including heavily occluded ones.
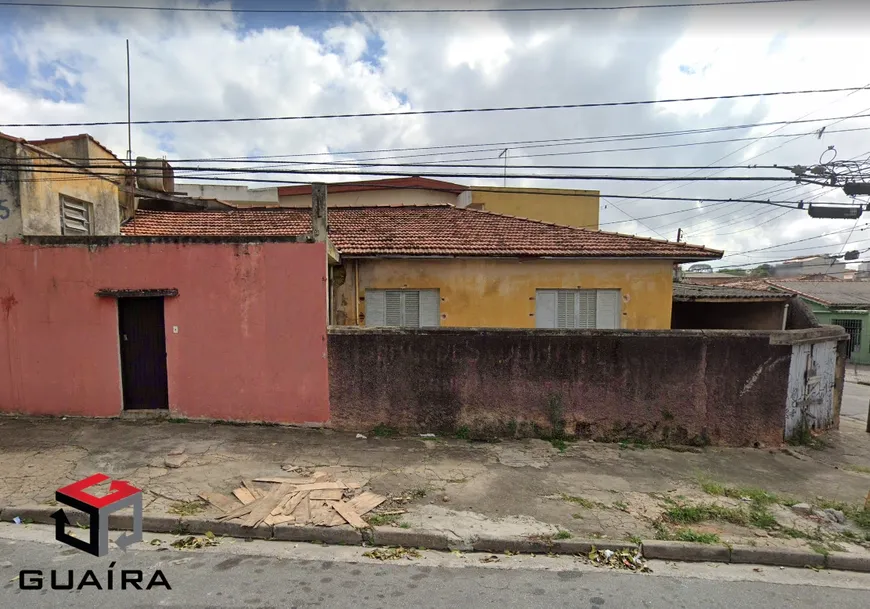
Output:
[60,195,94,236]
[365,289,440,328]
[535,289,621,329]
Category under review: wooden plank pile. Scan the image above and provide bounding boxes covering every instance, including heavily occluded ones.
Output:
[198,473,386,529]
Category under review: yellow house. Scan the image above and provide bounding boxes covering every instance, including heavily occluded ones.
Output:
[0,132,126,241]
[274,177,600,229]
[124,204,722,330]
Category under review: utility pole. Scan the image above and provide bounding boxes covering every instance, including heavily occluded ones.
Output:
[676,228,683,243]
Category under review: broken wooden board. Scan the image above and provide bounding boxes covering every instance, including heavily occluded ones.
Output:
[309,501,334,526]
[242,483,294,528]
[328,501,369,529]
[281,491,308,516]
[217,501,255,521]
[270,514,295,525]
[232,488,256,506]
[292,493,310,523]
[198,492,237,513]
[242,479,265,499]
[253,477,320,485]
[347,491,387,516]
[310,489,344,501]
[292,482,346,492]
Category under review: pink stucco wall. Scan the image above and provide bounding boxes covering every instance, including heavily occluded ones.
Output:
[0,240,329,423]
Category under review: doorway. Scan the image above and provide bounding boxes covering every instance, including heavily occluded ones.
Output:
[118,297,169,410]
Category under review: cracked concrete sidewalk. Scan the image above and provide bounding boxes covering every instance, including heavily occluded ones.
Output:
[1,415,869,557]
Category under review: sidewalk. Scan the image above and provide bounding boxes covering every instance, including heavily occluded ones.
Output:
[846,363,870,386]
[1,415,869,568]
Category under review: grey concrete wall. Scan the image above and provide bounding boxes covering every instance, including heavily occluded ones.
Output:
[328,328,794,447]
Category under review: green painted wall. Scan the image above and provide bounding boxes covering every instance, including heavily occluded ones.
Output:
[806,301,870,364]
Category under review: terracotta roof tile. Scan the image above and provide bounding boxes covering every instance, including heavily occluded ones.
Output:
[122,205,722,260]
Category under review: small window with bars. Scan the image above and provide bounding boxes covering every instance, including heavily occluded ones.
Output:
[833,318,862,354]
[60,195,94,236]
[364,289,440,328]
[535,289,621,329]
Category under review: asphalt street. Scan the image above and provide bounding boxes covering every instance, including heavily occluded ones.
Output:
[2,524,870,609]
[842,381,870,424]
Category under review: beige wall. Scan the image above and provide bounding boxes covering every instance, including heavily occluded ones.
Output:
[333,257,675,329]
[278,188,458,208]
[470,187,600,229]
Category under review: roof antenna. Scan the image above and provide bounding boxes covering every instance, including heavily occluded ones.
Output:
[498,148,508,186]
[126,39,132,165]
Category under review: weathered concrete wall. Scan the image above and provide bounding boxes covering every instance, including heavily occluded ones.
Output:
[0,139,23,242]
[671,301,787,331]
[328,328,793,446]
[0,240,329,424]
[175,182,279,204]
[334,258,675,329]
[0,140,121,238]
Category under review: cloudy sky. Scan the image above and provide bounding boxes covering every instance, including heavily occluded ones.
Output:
[1,0,869,267]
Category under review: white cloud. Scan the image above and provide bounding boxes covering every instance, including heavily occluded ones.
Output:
[1,0,869,266]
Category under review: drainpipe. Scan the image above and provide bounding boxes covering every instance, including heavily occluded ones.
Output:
[782,303,790,330]
[354,259,360,326]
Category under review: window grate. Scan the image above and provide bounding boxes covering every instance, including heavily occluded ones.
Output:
[833,318,862,354]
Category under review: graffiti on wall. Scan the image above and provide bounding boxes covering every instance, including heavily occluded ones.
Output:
[0,198,10,220]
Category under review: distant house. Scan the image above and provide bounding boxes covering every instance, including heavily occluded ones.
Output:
[218,176,604,230]
[770,255,846,280]
[681,271,748,285]
[767,280,870,363]
[123,204,722,330]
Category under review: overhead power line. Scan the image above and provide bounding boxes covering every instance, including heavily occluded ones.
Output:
[1,86,862,128]
[0,164,814,210]
[79,111,864,164]
[614,84,870,235]
[0,0,820,15]
[0,161,799,184]
[0,158,793,172]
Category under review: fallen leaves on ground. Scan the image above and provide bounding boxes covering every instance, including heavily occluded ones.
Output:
[586,547,651,573]
[479,555,500,563]
[362,547,421,561]
[170,534,220,550]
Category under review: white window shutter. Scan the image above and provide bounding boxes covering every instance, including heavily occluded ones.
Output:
[385,291,402,326]
[365,290,386,327]
[403,291,420,327]
[577,290,596,329]
[595,289,621,329]
[535,290,557,328]
[420,290,440,327]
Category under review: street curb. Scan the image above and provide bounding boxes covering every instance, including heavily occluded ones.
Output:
[2,506,869,572]
[273,524,363,545]
[826,552,870,573]
[641,540,730,563]
[177,517,273,540]
[730,545,826,568]
[370,527,450,551]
